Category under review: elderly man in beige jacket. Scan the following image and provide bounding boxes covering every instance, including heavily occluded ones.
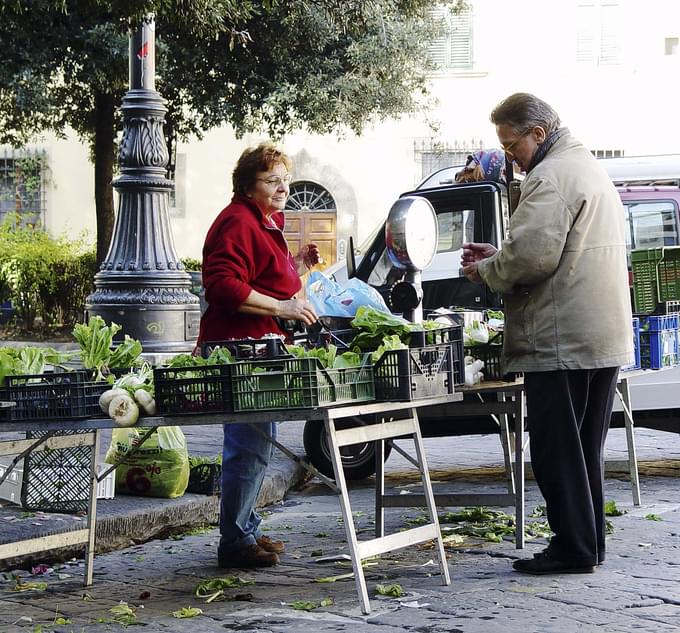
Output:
[463,93,633,576]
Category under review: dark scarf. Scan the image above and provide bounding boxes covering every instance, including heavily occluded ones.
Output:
[526,126,569,173]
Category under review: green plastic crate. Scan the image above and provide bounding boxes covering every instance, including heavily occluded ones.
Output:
[231,356,375,412]
[632,246,680,314]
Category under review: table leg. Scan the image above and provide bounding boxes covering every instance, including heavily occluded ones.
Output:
[616,376,641,506]
[496,392,516,495]
[410,408,450,586]
[324,414,371,614]
[374,431,385,539]
[514,390,525,549]
[84,429,101,586]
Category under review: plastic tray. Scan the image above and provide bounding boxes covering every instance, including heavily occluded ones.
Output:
[7,371,89,422]
[372,344,455,402]
[231,356,375,411]
[638,314,680,369]
[153,364,232,415]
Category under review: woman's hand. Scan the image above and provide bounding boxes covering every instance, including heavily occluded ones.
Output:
[277,298,317,326]
[295,243,321,274]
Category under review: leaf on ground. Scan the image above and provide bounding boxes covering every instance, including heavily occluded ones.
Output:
[644,513,662,521]
[313,572,354,583]
[375,583,405,597]
[604,500,625,516]
[172,607,203,618]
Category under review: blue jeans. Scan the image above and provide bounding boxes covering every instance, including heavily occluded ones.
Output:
[218,422,276,553]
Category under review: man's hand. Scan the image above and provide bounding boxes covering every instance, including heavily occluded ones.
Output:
[461,242,497,284]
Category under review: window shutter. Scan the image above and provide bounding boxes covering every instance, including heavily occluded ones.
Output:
[599,3,621,65]
[576,3,596,63]
[449,9,472,69]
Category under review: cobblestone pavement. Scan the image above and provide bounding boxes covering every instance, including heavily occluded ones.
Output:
[2,467,680,633]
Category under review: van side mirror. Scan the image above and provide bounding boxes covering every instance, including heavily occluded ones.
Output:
[346,235,356,279]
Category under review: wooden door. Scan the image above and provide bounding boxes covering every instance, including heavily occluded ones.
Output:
[284,211,336,272]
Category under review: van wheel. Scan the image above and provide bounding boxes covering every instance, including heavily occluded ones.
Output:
[303,418,393,481]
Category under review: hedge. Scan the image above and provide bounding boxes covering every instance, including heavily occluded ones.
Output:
[0,218,97,332]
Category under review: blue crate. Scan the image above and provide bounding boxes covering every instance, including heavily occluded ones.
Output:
[621,317,641,371]
[638,314,680,369]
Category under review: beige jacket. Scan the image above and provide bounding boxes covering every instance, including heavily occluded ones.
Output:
[478,132,633,372]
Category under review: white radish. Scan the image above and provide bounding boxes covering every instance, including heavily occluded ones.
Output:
[109,394,139,427]
[99,388,129,413]
[134,389,157,416]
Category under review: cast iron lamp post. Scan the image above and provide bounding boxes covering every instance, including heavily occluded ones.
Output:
[86,18,200,352]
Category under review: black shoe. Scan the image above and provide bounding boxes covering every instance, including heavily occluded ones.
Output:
[534,549,604,566]
[513,554,595,575]
[218,544,279,569]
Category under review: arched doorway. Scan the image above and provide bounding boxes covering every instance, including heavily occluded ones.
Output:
[284,181,337,272]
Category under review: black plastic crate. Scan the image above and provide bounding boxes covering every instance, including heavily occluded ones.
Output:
[231,356,375,411]
[154,364,232,415]
[373,344,455,402]
[187,463,222,495]
[0,387,11,421]
[201,338,289,360]
[410,325,464,385]
[7,371,89,422]
[21,430,92,513]
[82,381,114,419]
[464,332,517,382]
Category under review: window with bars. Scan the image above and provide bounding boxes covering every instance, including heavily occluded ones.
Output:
[428,5,473,71]
[0,150,45,227]
[415,139,483,179]
[576,2,622,66]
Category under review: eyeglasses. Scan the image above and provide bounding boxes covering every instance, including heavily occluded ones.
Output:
[501,130,530,156]
[256,174,293,187]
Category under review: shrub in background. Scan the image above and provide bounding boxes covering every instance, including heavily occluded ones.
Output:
[0,218,96,332]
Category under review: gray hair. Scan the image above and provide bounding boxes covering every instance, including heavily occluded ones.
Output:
[490,93,561,135]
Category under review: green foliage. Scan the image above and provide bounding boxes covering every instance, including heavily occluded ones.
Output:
[0,219,96,331]
[180,257,202,271]
[0,2,464,250]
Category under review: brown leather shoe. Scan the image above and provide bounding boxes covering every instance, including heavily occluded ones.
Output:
[218,544,279,569]
[256,535,285,554]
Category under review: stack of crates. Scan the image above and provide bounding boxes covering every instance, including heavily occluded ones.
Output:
[621,317,641,371]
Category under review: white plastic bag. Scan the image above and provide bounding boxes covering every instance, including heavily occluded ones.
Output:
[306,271,390,318]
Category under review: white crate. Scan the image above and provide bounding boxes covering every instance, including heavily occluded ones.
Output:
[0,458,115,504]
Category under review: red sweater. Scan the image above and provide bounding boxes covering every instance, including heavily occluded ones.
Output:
[197,194,301,344]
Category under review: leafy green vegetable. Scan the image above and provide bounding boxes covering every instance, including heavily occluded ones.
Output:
[72,316,142,380]
[288,598,333,610]
[645,513,662,521]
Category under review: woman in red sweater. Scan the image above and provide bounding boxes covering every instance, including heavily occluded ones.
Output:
[198,143,319,568]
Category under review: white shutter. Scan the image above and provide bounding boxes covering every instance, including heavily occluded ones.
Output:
[599,3,621,65]
[449,9,472,69]
[576,3,596,63]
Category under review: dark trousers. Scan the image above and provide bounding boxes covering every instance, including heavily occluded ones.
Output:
[524,367,619,566]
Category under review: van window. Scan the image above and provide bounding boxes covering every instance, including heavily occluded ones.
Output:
[436,209,475,253]
[366,208,474,287]
[624,200,680,264]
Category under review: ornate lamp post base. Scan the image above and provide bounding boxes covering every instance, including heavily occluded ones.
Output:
[86,19,200,353]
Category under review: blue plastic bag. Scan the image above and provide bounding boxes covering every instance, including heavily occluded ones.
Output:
[306,271,390,318]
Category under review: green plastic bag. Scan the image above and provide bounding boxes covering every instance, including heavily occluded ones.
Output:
[104,426,190,498]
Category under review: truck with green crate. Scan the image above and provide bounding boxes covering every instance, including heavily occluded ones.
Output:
[309,156,680,480]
